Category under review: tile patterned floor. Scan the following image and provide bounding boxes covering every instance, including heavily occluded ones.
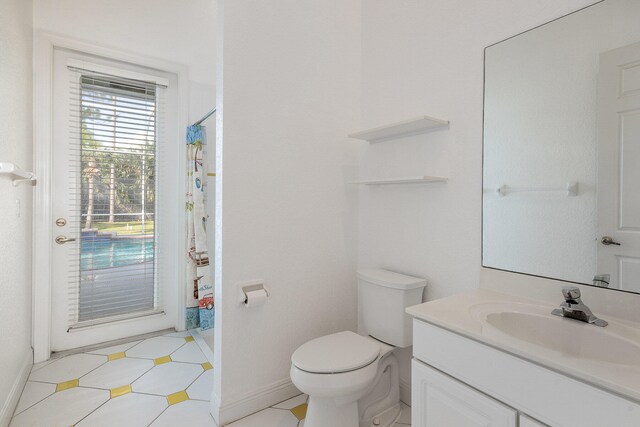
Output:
[226,395,412,427]
[10,331,214,427]
[10,330,412,427]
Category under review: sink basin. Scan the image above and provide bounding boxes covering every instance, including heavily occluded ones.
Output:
[471,302,640,367]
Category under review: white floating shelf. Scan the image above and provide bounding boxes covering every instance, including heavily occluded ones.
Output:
[0,162,36,186]
[348,115,449,143]
[349,176,448,186]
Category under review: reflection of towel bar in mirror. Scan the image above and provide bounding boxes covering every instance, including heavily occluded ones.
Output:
[496,182,578,197]
[349,176,448,186]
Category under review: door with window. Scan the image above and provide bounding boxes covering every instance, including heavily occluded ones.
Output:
[50,48,181,351]
[597,41,640,293]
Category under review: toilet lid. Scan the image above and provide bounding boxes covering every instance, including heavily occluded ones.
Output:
[291,331,380,374]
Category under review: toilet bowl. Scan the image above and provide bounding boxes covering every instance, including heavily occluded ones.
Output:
[290,331,399,427]
[290,269,427,427]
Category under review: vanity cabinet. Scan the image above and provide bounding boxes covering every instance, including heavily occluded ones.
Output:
[411,319,640,427]
[412,359,516,427]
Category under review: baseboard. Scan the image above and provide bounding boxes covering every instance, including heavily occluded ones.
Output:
[217,377,300,426]
[212,374,409,425]
[400,378,411,406]
[0,349,33,427]
[210,392,221,426]
[190,328,214,364]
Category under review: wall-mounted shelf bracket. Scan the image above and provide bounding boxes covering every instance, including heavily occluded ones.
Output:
[0,162,37,187]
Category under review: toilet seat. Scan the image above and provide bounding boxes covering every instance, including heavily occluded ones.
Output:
[291,331,380,374]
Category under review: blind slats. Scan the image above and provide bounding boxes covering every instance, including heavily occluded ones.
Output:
[66,66,163,326]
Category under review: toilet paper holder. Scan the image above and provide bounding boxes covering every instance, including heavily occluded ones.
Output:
[238,280,270,305]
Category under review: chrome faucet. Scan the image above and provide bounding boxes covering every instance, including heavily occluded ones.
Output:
[551,286,608,327]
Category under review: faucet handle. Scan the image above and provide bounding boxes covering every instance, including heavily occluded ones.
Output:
[561,286,581,301]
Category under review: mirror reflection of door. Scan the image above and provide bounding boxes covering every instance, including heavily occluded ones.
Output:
[597,41,640,293]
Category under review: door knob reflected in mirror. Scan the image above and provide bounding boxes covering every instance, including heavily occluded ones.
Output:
[601,236,621,246]
[55,235,76,245]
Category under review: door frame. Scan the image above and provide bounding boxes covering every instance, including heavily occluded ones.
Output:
[33,32,189,362]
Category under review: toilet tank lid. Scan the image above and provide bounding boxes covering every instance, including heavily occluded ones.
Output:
[357,269,427,290]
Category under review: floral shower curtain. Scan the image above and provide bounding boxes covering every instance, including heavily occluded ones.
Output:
[185,125,214,330]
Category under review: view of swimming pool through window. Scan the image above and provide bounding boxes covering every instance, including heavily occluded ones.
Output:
[81,237,154,270]
[77,73,157,322]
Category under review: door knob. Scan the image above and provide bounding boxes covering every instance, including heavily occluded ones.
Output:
[601,236,621,246]
[55,235,76,245]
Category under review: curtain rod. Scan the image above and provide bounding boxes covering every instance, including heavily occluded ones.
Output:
[193,107,216,126]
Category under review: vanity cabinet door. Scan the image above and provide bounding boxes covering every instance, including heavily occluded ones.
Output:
[412,359,517,427]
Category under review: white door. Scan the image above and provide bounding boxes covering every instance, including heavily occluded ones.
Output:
[49,47,181,351]
[597,41,640,293]
[411,360,517,427]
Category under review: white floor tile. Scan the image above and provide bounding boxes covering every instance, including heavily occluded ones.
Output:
[132,362,203,396]
[126,337,186,359]
[80,358,154,389]
[186,370,214,401]
[86,340,142,356]
[164,331,192,338]
[149,400,215,427]
[227,408,299,427]
[28,353,107,383]
[299,420,305,427]
[76,392,168,427]
[396,402,411,425]
[30,359,55,373]
[13,382,56,415]
[9,387,109,427]
[273,394,308,410]
[171,341,208,363]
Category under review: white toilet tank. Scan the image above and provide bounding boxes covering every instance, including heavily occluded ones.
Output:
[357,269,427,348]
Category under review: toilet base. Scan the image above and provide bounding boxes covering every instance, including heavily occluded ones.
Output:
[358,352,401,427]
[305,397,359,427]
[359,402,401,427]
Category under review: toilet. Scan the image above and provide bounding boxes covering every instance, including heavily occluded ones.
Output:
[290,269,426,427]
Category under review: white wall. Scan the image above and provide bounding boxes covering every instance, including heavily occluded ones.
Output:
[33,0,216,85]
[33,0,217,147]
[214,0,361,422]
[0,0,34,423]
[358,0,600,402]
[32,0,217,171]
[483,0,640,285]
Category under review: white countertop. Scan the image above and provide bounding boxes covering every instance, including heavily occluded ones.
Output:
[406,289,640,403]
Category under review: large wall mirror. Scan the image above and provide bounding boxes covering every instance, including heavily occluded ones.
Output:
[483,0,640,293]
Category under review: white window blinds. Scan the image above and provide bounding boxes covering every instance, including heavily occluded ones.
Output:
[67,64,167,326]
